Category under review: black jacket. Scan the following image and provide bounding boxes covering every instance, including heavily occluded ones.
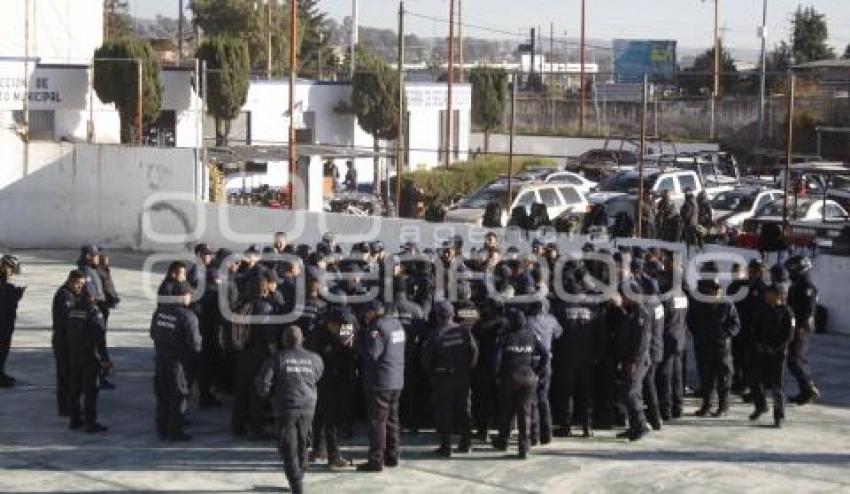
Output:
[662,293,688,354]
[495,326,549,383]
[471,314,509,379]
[51,285,78,345]
[788,276,817,329]
[687,296,741,344]
[257,345,324,413]
[66,301,108,364]
[357,315,406,390]
[752,304,795,355]
[0,278,25,329]
[613,305,652,365]
[150,305,202,365]
[421,323,478,378]
[554,302,599,368]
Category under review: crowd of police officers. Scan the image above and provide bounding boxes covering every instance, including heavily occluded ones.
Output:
[0,230,823,494]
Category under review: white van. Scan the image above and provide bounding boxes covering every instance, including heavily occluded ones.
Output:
[445,182,589,227]
[588,168,703,208]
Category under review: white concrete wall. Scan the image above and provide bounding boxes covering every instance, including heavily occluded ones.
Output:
[0,0,103,64]
[0,141,202,248]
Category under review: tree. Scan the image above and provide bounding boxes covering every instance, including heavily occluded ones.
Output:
[469,67,507,154]
[191,0,301,77]
[104,1,134,40]
[677,43,737,96]
[298,0,338,79]
[350,46,405,194]
[93,38,162,143]
[197,36,251,146]
[842,44,850,60]
[791,6,835,64]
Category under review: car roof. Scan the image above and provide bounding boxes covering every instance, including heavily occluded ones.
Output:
[718,186,782,196]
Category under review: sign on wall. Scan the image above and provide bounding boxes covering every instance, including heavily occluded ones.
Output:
[0,61,89,111]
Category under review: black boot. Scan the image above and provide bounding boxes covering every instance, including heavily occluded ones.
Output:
[711,401,729,418]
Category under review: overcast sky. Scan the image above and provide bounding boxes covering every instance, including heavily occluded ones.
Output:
[131,0,850,52]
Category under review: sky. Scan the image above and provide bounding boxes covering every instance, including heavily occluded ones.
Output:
[132,0,850,53]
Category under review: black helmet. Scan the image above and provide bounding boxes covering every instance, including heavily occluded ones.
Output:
[784,255,813,275]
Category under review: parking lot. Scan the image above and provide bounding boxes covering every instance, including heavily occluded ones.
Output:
[0,250,849,493]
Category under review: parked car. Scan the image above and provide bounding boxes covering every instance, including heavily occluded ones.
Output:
[750,197,850,224]
[660,152,740,198]
[588,168,704,208]
[575,149,638,180]
[444,182,589,227]
[712,186,784,229]
[510,168,598,193]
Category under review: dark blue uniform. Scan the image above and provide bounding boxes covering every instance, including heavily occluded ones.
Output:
[787,274,819,402]
[657,292,688,419]
[493,312,549,457]
[150,305,201,439]
[751,303,795,422]
[357,314,406,467]
[613,304,652,438]
[257,344,323,494]
[637,274,664,429]
[231,297,278,437]
[553,301,598,435]
[526,307,562,444]
[66,301,108,429]
[470,304,508,439]
[0,277,25,381]
[688,295,741,412]
[51,285,78,415]
[421,321,478,453]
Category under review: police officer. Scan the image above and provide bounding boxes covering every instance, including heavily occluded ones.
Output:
[613,280,652,441]
[52,270,86,415]
[688,278,741,417]
[728,260,766,396]
[157,261,188,299]
[356,302,406,472]
[554,282,598,437]
[150,281,202,441]
[633,259,664,431]
[492,309,548,459]
[231,271,279,439]
[526,298,562,446]
[656,266,688,421]
[470,297,508,441]
[306,307,358,468]
[0,255,24,387]
[750,284,795,428]
[257,326,324,494]
[66,288,111,432]
[421,301,479,457]
[784,256,820,405]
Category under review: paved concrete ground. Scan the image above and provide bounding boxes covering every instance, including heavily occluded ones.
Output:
[1,250,849,493]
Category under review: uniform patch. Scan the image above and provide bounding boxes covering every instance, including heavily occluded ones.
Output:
[673,296,688,310]
[391,330,406,344]
[654,305,665,320]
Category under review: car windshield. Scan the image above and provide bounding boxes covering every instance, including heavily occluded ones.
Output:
[712,192,754,212]
[598,173,654,193]
[457,188,515,209]
[756,200,809,219]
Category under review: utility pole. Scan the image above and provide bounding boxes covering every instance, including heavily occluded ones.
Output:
[638,74,648,238]
[550,22,554,74]
[23,0,30,143]
[267,0,273,79]
[783,72,795,229]
[710,0,720,141]
[136,59,143,144]
[579,0,586,136]
[458,0,463,83]
[757,0,768,145]
[178,0,184,63]
[351,0,358,78]
[507,75,516,212]
[396,1,405,216]
[289,0,297,208]
[445,0,455,169]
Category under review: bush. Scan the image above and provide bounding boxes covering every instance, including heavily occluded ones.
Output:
[400,156,554,206]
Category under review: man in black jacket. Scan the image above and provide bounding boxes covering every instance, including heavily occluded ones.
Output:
[66,289,111,432]
[52,270,86,415]
[306,307,357,468]
[750,284,795,428]
[492,309,549,459]
[471,297,508,440]
[0,255,25,388]
[150,282,202,441]
[421,301,479,457]
[356,302,406,472]
[688,278,741,417]
[257,326,324,494]
[613,280,652,442]
[656,269,688,421]
[785,256,820,405]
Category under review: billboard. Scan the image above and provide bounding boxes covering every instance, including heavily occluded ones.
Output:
[613,39,677,83]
